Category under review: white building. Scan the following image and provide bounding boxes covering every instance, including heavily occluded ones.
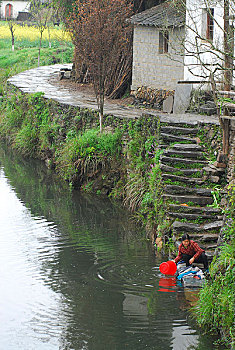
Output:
[0,0,30,20]
[130,0,234,92]
[184,0,226,84]
[130,2,185,91]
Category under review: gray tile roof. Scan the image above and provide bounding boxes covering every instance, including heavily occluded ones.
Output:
[129,1,185,28]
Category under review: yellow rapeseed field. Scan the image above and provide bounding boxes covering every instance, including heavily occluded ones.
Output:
[0,22,71,41]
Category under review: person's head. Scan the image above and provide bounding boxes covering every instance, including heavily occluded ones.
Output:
[181,233,190,248]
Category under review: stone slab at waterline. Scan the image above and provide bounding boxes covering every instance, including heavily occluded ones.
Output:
[7,64,219,125]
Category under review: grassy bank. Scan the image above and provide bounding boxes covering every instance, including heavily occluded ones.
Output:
[194,184,235,348]
[0,21,73,90]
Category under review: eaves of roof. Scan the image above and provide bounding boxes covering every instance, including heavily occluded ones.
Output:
[129,1,185,28]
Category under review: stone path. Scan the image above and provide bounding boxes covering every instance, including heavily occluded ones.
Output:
[8,63,219,125]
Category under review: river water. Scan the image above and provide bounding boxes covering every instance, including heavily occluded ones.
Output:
[0,146,222,350]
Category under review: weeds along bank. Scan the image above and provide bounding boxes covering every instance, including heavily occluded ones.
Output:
[0,88,234,348]
[195,186,235,349]
[0,89,167,242]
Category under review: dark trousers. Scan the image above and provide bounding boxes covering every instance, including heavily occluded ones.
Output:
[181,252,208,269]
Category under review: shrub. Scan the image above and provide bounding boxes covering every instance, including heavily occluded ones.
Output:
[194,184,235,348]
[55,128,122,182]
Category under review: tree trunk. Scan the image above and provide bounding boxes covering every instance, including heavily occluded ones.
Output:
[222,119,230,155]
[224,0,232,92]
[99,111,103,133]
[38,31,43,67]
[223,0,232,155]
[98,90,104,133]
[11,32,14,51]
[48,26,51,48]
[94,86,104,133]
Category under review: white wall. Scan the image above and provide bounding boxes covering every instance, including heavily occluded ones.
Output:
[184,0,225,84]
[131,25,184,91]
[1,1,30,19]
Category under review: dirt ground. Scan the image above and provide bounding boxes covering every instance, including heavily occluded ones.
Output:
[55,78,136,108]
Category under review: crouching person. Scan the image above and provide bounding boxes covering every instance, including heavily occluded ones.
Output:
[173,233,209,272]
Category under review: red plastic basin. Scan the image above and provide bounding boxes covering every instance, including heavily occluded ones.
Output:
[159,261,177,275]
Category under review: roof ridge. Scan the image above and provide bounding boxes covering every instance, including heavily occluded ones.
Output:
[129,1,185,28]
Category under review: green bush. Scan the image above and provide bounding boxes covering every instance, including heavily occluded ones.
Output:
[14,123,39,156]
[119,116,171,241]
[194,184,235,348]
[55,128,122,182]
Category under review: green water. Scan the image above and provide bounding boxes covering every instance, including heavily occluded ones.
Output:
[0,145,223,350]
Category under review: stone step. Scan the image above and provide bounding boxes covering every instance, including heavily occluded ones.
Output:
[204,243,218,250]
[160,156,208,166]
[168,204,222,215]
[161,133,198,144]
[190,233,219,243]
[161,126,198,135]
[205,250,216,260]
[203,221,224,230]
[168,211,222,221]
[160,164,203,176]
[163,149,206,160]
[173,220,223,233]
[161,121,199,128]
[164,184,212,197]
[158,144,168,149]
[171,143,203,152]
[163,194,213,205]
[162,173,204,185]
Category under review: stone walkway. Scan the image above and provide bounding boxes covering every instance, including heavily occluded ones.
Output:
[8,64,219,125]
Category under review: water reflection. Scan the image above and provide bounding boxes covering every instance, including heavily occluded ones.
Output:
[0,145,222,350]
[158,277,177,293]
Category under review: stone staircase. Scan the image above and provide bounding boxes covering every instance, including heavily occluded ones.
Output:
[159,123,223,259]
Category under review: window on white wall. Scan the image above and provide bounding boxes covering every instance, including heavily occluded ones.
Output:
[159,31,169,53]
[202,8,214,41]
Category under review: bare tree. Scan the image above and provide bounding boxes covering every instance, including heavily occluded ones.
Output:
[6,19,16,52]
[30,0,54,66]
[66,0,133,132]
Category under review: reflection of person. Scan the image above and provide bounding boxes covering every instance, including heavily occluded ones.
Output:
[173,234,209,271]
